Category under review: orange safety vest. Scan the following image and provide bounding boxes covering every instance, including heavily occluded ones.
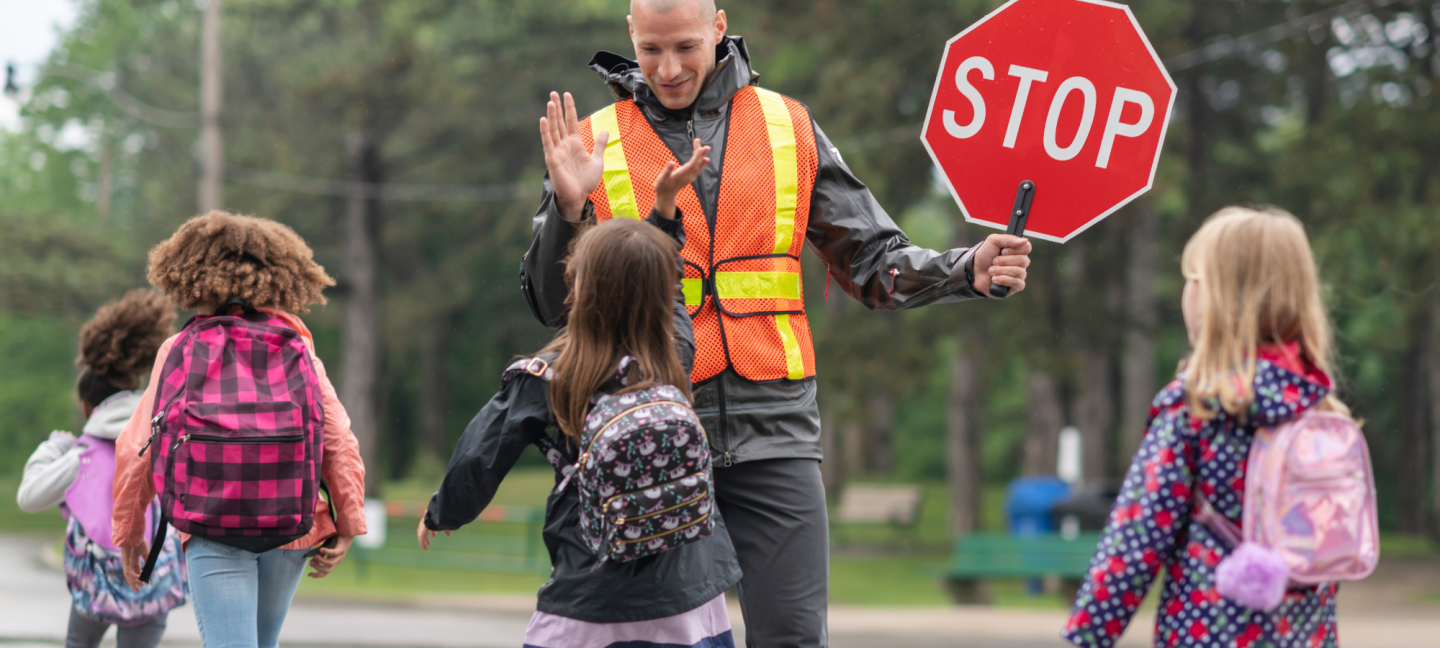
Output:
[578,86,819,384]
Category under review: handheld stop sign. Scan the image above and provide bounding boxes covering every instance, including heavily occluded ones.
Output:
[920,0,1176,296]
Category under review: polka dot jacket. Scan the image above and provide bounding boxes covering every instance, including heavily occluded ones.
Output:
[1062,344,1339,648]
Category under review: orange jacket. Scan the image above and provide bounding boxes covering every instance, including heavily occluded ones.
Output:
[112,309,367,550]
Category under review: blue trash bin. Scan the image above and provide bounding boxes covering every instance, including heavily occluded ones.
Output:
[1005,476,1072,596]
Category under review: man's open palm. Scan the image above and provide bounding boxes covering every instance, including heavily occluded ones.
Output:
[540,91,609,222]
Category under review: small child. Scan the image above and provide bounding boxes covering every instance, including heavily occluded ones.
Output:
[1063,207,1346,648]
[111,211,368,648]
[419,208,741,646]
[17,289,186,648]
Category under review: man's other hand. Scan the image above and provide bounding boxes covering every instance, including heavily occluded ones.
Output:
[972,234,1032,297]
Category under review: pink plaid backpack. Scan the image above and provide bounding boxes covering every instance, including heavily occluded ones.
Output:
[1197,409,1379,610]
[138,298,325,582]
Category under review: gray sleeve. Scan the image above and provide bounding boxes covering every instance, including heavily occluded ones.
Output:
[805,121,982,310]
[17,434,79,513]
[521,174,595,329]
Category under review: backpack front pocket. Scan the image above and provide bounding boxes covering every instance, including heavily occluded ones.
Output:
[600,471,714,560]
[174,431,309,532]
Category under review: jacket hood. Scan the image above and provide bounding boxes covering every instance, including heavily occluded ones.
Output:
[1157,343,1333,428]
[588,35,760,117]
[83,390,142,440]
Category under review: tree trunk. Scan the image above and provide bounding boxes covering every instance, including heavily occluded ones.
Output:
[1074,351,1113,481]
[842,419,865,479]
[1431,295,1440,540]
[1023,371,1064,476]
[868,394,894,475]
[420,310,451,460]
[947,332,985,536]
[1120,200,1159,461]
[199,0,223,213]
[1399,307,1433,534]
[341,131,383,496]
[820,403,841,495]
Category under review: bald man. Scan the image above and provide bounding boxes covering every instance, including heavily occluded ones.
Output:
[522,2,1032,645]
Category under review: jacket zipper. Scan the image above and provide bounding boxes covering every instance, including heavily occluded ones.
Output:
[612,488,709,526]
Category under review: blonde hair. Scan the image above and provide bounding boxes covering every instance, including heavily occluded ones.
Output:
[1180,207,1347,420]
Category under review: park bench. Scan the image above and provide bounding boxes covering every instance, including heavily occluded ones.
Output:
[944,532,1100,603]
[351,500,549,575]
[830,484,924,545]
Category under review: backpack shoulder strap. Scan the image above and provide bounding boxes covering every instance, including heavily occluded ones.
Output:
[502,353,558,385]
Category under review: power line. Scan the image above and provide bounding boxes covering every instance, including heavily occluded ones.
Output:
[1162,0,1406,72]
[43,63,200,129]
[225,165,530,202]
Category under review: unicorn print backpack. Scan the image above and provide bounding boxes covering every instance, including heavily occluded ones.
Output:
[504,355,716,565]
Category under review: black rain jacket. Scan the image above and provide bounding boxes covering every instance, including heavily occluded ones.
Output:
[522,36,984,466]
[433,210,741,623]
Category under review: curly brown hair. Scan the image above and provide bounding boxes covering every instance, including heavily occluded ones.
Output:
[147,211,335,314]
[76,289,176,406]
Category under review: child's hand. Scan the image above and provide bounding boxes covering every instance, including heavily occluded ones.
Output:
[653,138,712,220]
[416,508,449,551]
[120,542,149,592]
[47,431,76,453]
[307,535,353,578]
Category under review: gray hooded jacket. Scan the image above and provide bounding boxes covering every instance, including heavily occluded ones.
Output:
[522,37,984,466]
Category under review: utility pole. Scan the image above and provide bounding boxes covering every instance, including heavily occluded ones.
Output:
[199,0,223,212]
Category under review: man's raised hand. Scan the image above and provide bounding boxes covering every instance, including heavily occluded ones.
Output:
[540,91,609,223]
[653,139,711,220]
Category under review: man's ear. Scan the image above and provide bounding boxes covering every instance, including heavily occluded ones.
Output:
[627,14,635,39]
[714,10,727,39]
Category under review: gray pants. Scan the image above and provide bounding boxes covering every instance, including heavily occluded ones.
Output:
[715,458,829,648]
[66,606,167,648]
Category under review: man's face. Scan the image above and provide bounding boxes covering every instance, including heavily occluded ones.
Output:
[628,4,727,110]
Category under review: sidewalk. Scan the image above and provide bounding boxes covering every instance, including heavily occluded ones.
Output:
[3,533,1437,647]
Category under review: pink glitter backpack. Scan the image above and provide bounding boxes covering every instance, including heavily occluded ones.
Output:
[1197,409,1379,610]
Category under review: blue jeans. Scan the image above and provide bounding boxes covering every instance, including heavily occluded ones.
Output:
[184,537,310,648]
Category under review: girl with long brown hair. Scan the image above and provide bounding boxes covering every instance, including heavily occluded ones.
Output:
[419,143,742,648]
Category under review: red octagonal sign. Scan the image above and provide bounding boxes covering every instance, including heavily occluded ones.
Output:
[922,0,1176,243]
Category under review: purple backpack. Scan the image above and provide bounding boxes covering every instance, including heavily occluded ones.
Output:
[138,298,325,581]
[505,355,715,566]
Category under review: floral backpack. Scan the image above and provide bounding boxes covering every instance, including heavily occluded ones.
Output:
[503,355,716,566]
[1196,409,1379,611]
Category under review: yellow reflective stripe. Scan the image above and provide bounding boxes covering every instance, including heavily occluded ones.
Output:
[774,314,805,380]
[682,278,703,306]
[714,271,801,301]
[755,88,804,380]
[755,88,798,255]
[593,104,640,220]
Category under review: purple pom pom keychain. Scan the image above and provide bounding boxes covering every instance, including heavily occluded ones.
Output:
[1215,542,1290,611]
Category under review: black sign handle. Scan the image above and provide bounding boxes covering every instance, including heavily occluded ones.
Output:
[988,179,1035,299]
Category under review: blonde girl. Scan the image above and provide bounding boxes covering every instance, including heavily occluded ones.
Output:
[1064,208,1344,648]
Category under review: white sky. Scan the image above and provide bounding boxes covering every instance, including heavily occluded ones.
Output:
[1,1,80,131]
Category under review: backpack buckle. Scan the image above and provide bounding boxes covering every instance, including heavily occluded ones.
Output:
[525,357,550,377]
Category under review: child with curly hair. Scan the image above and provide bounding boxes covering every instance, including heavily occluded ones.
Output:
[111,211,368,648]
[17,288,187,648]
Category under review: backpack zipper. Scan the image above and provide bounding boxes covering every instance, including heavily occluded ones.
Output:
[172,433,304,451]
[576,400,688,478]
[604,472,709,523]
[140,390,187,457]
[614,513,711,546]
